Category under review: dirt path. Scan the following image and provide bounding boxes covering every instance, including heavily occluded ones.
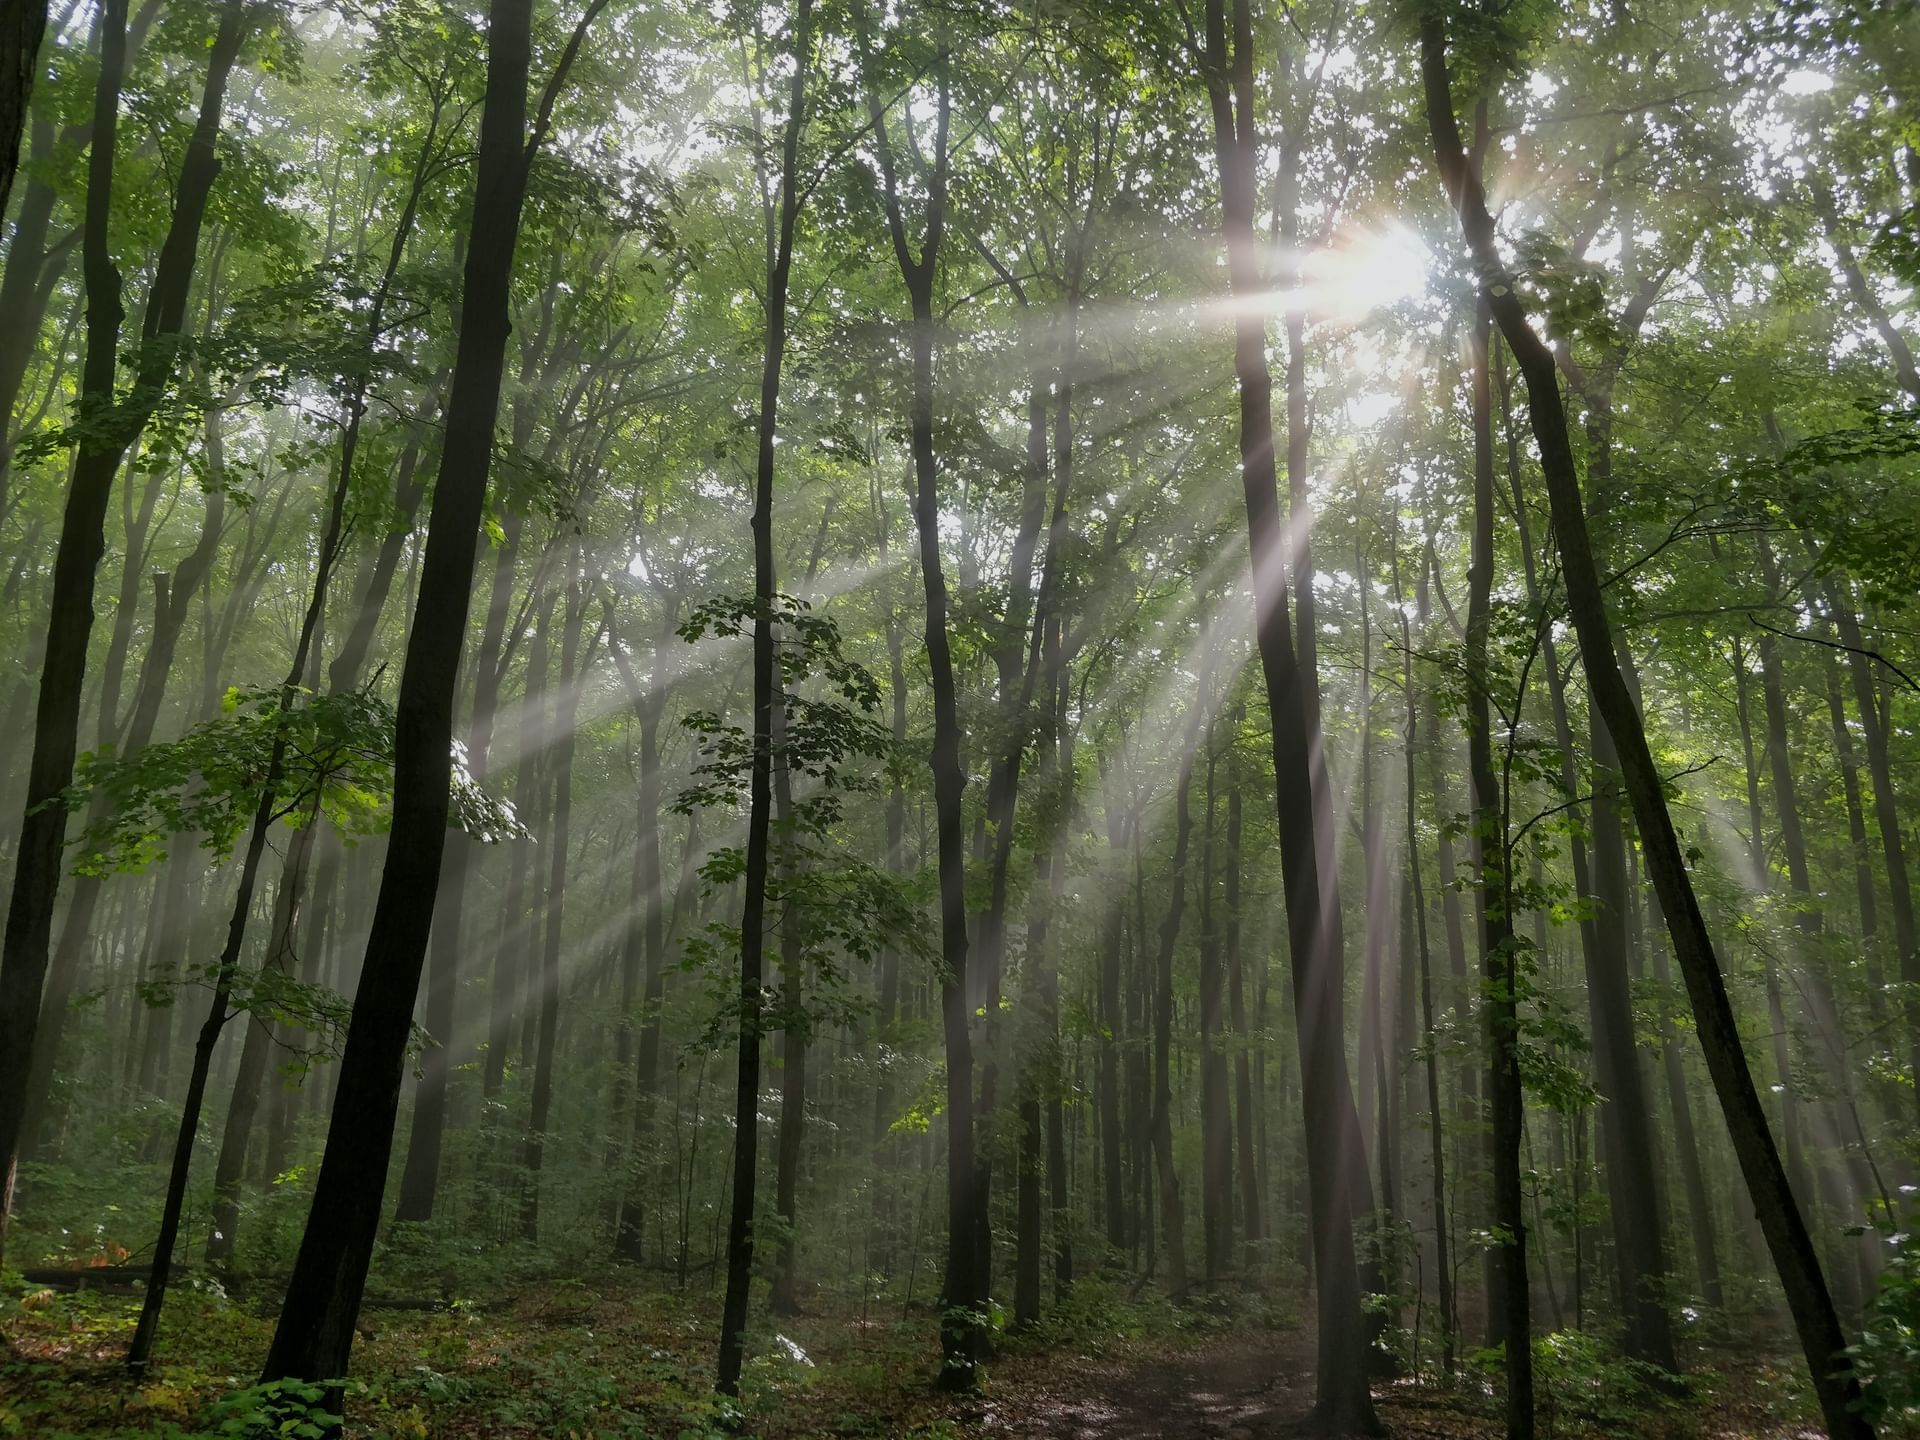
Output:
[985,1329,1324,1439]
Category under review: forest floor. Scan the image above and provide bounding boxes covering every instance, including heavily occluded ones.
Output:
[0,1267,1854,1439]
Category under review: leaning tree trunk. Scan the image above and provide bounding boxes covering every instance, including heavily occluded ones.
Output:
[215,118,447,1252]
[260,0,607,1386]
[1421,17,1871,1436]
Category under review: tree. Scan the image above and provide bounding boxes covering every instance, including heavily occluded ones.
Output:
[714,0,813,1395]
[260,0,608,1385]
[0,0,251,1268]
[1196,0,1380,1428]
[1420,9,1872,1436]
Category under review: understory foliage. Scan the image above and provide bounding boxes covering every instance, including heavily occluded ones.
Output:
[0,0,1917,1436]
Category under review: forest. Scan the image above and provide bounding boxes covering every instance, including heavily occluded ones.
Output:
[0,0,1916,1435]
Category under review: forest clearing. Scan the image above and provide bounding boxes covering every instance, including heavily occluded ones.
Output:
[0,0,1918,1435]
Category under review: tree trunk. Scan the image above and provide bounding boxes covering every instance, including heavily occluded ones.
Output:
[1421,20,1871,1434]
[1576,404,1679,1372]
[1464,295,1533,1437]
[130,161,362,1367]
[861,35,981,1389]
[769,679,808,1316]
[0,0,47,221]
[0,0,245,1266]
[1203,3,1379,1427]
[1396,509,1453,1372]
[21,508,220,1157]
[715,0,811,1395]
[611,621,669,1263]
[1822,581,1920,1121]
[1149,641,1211,1303]
[260,0,603,1384]
[1198,727,1232,1287]
[521,572,584,1241]
[1225,745,1262,1262]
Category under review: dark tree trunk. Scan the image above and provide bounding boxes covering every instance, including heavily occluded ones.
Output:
[222,110,446,1248]
[0,0,46,221]
[861,40,980,1388]
[715,0,811,1396]
[1421,19,1871,1435]
[1148,639,1211,1302]
[611,621,669,1262]
[0,0,244,1266]
[131,134,361,1364]
[1098,762,1129,1256]
[204,802,315,1271]
[1397,542,1453,1372]
[22,499,220,1157]
[260,0,604,1384]
[1645,886,1724,1309]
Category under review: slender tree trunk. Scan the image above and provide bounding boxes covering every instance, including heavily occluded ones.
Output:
[130,222,361,1373]
[222,118,447,1246]
[1225,743,1261,1263]
[1198,731,1232,1287]
[861,35,981,1389]
[204,810,315,1270]
[1204,3,1378,1427]
[1396,511,1453,1372]
[1149,640,1211,1303]
[1569,354,1682,1369]
[1099,763,1129,1256]
[717,0,813,1390]
[769,679,808,1315]
[1464,296,1533,1438]
[1644,885,1724,1309]
[521,572,583,1241]
[612,626,669,1262]
[22,509,220,1157]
